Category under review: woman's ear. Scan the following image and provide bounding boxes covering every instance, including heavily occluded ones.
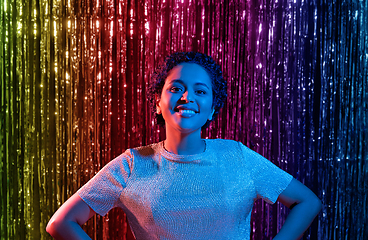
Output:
[208,108,215,121]
[156,104,162,114]
[156,95,162,114]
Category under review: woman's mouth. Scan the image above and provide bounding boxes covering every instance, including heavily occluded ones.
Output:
[174,107,197,117]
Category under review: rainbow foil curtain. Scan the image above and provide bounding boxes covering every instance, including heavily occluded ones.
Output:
[0,0,367,239]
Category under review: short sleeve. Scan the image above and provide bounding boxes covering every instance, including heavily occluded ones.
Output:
[77,150,133,216]
[239,142,293,204]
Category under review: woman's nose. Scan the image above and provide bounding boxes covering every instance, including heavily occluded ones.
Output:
[181,90,194,102]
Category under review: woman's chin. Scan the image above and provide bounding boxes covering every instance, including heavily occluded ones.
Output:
[165,123,204,135]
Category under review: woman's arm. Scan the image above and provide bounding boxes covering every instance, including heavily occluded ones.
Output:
[273,178,322,240]
[46,193,96,240]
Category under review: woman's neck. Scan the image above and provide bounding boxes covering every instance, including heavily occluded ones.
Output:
[164,128,205,155]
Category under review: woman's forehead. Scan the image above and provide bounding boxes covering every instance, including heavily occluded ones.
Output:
[166,63,212,86]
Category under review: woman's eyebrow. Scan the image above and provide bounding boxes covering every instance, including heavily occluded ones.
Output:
[168,79,185,85]
[169,79,210,89]
[194,82,210,90]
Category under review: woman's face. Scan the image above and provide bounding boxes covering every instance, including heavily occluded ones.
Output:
[157,63,214,134]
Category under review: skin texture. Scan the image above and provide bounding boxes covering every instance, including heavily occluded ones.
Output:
[46,193,95,240]
[156,63,214,155]
[46,62,321,240]
[275,178,322,240]
[148,52,227,129]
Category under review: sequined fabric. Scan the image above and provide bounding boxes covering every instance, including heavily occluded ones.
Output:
[78,139,293,240]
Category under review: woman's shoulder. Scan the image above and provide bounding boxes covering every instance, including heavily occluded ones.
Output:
[205,138,246,157]
[206,138,243,148]
[124,141,163,160]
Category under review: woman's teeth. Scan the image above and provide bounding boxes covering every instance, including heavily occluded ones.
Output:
[179,109,195,114]
[176,109,196,117]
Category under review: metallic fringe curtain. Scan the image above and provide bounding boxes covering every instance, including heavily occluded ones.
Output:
[1,0,367,239]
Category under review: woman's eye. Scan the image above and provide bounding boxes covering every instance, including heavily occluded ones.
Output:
[196,90,206,95]
[170,87,183,92]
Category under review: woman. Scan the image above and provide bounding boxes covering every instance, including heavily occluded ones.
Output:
[47,52,322,240]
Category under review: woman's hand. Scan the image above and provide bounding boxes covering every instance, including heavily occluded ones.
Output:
[46,193,96,240]
[273,178,322,240]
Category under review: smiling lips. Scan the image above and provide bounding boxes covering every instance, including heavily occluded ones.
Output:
[174,106,198,117]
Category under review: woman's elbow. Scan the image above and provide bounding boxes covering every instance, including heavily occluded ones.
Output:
[309,195,322,216]
[46,219,57,236]
[316,197,322,212]
[46,218,64,238]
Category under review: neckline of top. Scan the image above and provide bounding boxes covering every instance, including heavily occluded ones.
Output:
[159,139,210,162]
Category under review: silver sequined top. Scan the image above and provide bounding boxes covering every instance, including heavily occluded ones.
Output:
[78,139,293,240]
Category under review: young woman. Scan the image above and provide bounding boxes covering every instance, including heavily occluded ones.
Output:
[47,52,322,240]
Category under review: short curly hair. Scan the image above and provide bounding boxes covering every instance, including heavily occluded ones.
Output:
[148,51,227,129]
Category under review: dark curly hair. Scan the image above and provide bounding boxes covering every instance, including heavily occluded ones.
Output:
[148,51,227,129]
